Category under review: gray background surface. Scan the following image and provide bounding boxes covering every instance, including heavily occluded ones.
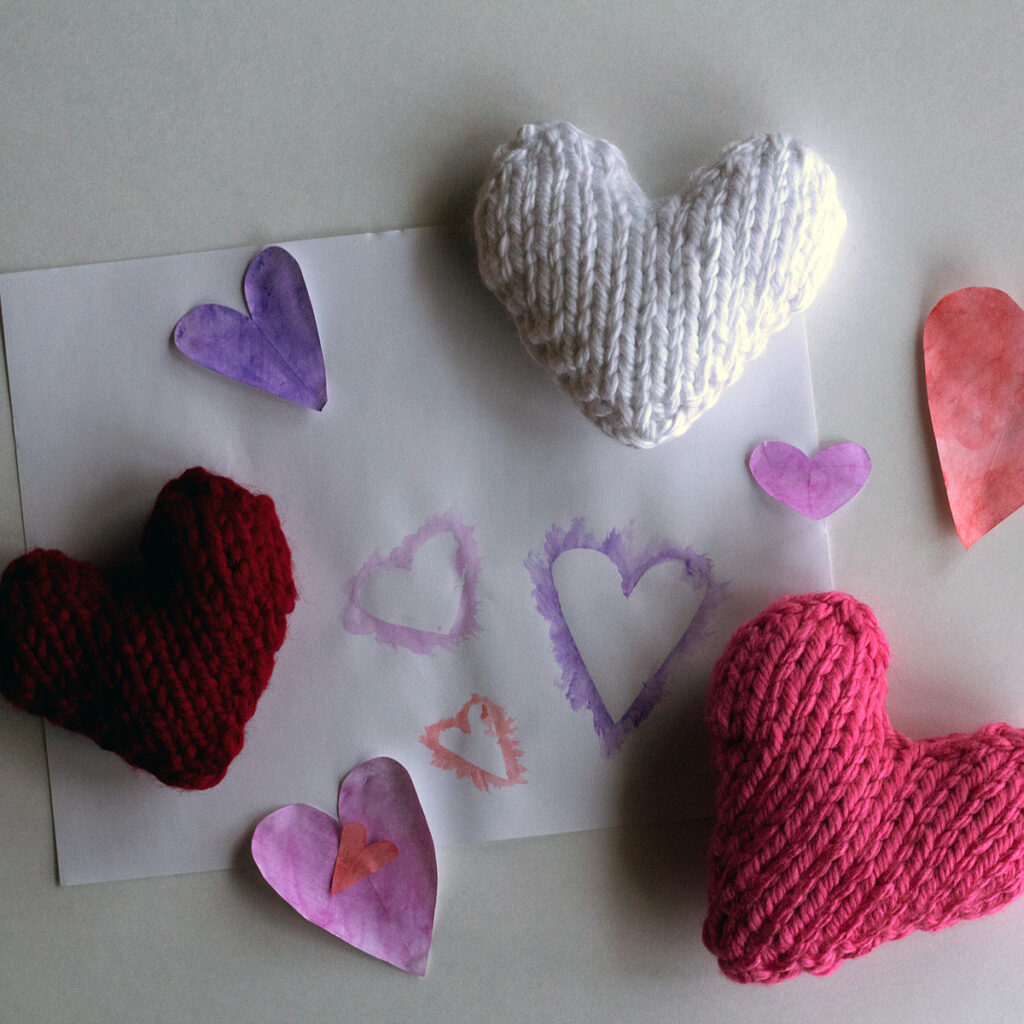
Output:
[4,3,1024,1021]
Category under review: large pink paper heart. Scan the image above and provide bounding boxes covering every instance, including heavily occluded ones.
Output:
[174,246,327,410]
[748,441,871,519]
[704,592,1024,984]
[251,757,437,976]
[924,287,1024,547]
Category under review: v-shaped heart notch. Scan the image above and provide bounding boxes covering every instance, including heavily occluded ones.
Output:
[330,822,399,894]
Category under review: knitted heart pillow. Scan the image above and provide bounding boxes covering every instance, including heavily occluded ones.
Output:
[0,467,296,789]
[704,592,1024,983]
[474,124,846,448]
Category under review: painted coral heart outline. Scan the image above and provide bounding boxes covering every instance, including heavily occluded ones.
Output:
[525,518,721,756]
[173,245,328,410]
[420,694,526,792]
[341,511,481,654]
[251,757,437,976]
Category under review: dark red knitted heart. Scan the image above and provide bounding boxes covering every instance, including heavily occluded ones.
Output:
[0,467,296,789]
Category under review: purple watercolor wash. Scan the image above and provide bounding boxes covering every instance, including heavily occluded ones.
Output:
[342,512,481,655]
[251,757,437,976]
[749,441,871,519]
[525,519,720,756]
[173,245,328,410]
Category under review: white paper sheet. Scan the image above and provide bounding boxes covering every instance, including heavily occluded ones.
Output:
[0,227,831,884]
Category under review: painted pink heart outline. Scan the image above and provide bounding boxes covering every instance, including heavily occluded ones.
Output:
[341,511,481,654]
[420,694,526,792]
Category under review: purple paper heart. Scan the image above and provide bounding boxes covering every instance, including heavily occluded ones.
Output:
[174,245,327,410]
[525,519,720,756]
[749,441,871,519]
[251,757,437,976]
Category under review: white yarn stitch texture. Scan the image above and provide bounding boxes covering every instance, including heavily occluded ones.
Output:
[474,123,846,448]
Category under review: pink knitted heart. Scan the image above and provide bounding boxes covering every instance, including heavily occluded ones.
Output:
[704,592,1024,983]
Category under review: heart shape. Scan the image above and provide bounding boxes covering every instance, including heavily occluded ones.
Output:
[924,287,1024,547]
[748,441,871,519]
[0,467,296,789]
[526,519,719,755]
[252,757,437,976]
[552,547,708,722]
[331,822,399,894]
[474,123,846,447]
[174,245,328,410]
[342,512,481,654]
[420,694,527,792]
[704,591,1024,983]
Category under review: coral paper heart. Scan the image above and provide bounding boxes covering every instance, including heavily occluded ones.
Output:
[0,467,296,789]
[474,123,846,448]
[704,592,1024,983]
[749,441,871,519]
[924,286,1024,547]
[252,757,437,976]
[174,245,328,410]
[331,822,399,894]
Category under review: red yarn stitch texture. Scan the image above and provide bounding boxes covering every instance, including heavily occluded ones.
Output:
[0,467,296,789]
[704,591,1024,983]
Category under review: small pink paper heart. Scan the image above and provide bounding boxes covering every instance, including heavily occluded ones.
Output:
[749,441,871,519]
[330,822,399,894]
[251,757,437,975]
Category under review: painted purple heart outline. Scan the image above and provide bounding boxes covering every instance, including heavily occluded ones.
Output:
[341,511,481,655]
[749,441,871,519]
[173,245,328,410]
[525,519,721,756]
[251,757,437,976]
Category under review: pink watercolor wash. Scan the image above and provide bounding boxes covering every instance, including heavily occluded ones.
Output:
[420,694,526,792]
[924,287,1024,548]
[341,511,481,654]
[251,757,437,976]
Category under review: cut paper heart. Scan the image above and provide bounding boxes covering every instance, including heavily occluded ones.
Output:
[342,512,481,654]
[704,592,1024,983]
[924,286,1024,547]
[749,441,871,519]
[475,123,846,448]
[0,467,295,789]
[331,822,399,894]
[420,694,526,792]
[526,519,720,756]
[174,245,327,410]
[252,757,437,976]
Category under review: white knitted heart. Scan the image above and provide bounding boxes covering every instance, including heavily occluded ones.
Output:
[474,124,846,448]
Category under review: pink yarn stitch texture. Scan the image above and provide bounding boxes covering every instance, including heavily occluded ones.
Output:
[704,591,1024,983]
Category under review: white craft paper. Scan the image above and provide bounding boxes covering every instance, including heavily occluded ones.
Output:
[0,227,831,884]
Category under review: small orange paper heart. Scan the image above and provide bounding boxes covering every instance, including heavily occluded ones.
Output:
[330,821,399,894]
